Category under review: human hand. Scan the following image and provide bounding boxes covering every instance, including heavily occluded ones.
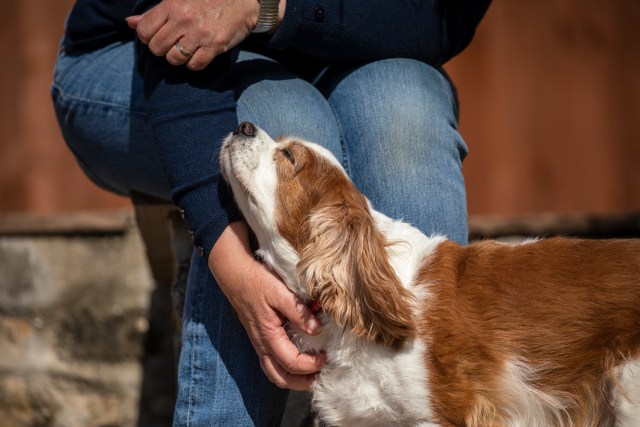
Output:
[208,221,325,390]
[126,0,260,70]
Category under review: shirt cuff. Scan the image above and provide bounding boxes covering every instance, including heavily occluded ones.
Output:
[268,0,305,49]
[176,177,242,259]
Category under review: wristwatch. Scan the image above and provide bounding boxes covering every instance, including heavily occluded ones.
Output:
[252,0,280,33]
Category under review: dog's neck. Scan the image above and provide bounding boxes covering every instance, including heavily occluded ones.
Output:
[255,238,307,297]
[370,210,446,289]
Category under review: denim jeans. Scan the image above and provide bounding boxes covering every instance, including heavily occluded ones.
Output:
[52,41,468,426]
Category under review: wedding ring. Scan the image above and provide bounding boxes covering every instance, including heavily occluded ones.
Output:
[175,41,193,58]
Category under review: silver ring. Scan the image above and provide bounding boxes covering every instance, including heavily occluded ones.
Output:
[175,41,193,58]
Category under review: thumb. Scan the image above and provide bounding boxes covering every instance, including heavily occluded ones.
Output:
[125,15,142,29]
[279,294,323,336]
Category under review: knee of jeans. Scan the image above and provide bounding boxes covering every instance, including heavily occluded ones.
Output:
[332,58,456,113]
[335,60,466,169]
[335,60,460,134]
[236,78,342,159]
[377,58,455,100]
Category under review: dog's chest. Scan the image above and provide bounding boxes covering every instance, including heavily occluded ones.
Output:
[311,337,436,426]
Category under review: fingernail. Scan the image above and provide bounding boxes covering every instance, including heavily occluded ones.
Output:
[307,318,322,334]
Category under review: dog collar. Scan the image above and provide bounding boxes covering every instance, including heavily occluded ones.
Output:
[307,299,322,313]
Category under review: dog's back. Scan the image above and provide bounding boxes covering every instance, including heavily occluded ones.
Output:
[418,237,640,426]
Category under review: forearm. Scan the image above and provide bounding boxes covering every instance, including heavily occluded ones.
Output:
[208,221,254,286]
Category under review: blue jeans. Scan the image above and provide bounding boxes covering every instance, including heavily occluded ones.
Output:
[52,42,468,426]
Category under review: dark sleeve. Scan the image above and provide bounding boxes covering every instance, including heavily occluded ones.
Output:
[135,42,242,259]
[63,0,137,53]
[268,0,491,65]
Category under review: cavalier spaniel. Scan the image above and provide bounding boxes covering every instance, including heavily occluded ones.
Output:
[220,121,640,427]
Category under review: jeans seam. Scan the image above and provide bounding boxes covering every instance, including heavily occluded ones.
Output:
[186,264,203,427]
[186,322,195,427]
[51,81,147,115]
[323,100,351,176]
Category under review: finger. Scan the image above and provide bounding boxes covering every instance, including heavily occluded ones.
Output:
[148,21,181,57]
[166,38,197,66]
[185,47,219,71]
[135,7,168,45]
[268,326,326,375]
[260,353,318,391]
[273,288,322,336]
[167,45,196,66]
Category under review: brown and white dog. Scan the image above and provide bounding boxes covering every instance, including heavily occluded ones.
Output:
[220,121,640,427]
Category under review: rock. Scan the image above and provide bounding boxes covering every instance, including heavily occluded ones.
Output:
[0,223,153,427]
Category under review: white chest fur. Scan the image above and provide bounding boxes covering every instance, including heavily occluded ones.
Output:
[308,327,435,427]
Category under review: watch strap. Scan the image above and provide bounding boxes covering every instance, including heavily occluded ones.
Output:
[253,0,280,33]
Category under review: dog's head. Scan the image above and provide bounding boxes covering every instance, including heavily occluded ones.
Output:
[220,122,414,349]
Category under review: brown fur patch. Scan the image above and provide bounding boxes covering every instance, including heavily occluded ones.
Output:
[418,238,640,426]
[273,139,414,349]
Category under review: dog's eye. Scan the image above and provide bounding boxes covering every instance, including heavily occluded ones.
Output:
[280,148,295,165]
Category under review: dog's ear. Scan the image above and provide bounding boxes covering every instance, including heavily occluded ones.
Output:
[297,197,414,350]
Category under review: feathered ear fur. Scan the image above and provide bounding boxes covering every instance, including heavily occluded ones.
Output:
[297,198,415,350]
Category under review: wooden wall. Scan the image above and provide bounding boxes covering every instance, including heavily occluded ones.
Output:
[447,0,640,217]
[0,0,128,214]
[1,0,639,218]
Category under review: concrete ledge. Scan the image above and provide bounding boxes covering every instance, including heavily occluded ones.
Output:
[3,210,638,239]
[469,212,640,240]
[0,210,133,236]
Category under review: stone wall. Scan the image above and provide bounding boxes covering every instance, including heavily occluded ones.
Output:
[0,216,154,427]
[1,210,638,427]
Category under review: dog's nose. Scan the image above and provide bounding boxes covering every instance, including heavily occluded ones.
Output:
[234,121,256,137]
